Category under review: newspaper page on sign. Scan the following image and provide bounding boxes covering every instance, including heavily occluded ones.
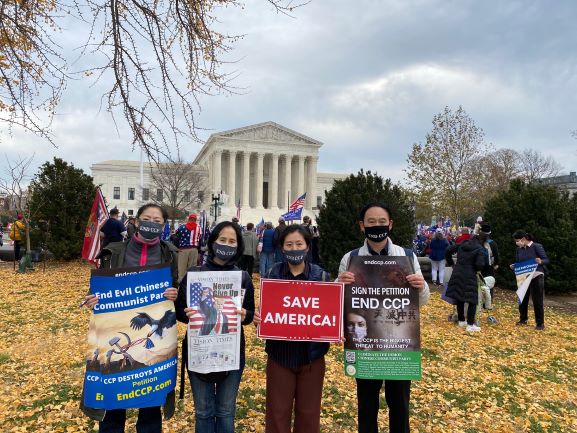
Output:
[343,255,421,380]
[186,271,242,373]
[83,264,177,410]
[514,258,538,303]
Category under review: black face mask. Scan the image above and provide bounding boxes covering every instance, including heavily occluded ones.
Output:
[283,249,308,265]
[363,225,390,242]
[138,220,164,240]
[213,243,237,262]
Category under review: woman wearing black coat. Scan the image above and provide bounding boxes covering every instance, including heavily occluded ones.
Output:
[445,235,488,332]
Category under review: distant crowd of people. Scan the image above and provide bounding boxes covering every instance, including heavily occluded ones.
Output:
[416,215,549,333]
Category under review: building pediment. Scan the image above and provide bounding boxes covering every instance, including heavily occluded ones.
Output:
[214,121,322,146]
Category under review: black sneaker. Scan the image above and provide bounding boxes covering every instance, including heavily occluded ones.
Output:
[515,320,528,326]
[535,324,545,331]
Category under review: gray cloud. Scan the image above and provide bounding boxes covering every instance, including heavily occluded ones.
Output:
[1,0,576,183]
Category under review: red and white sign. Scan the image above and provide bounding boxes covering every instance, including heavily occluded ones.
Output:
[258,279,344,342]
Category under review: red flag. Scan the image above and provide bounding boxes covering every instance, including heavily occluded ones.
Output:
[82,188,109,265]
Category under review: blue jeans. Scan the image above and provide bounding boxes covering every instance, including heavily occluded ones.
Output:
[188,360,245,433]
[259,252,275,277]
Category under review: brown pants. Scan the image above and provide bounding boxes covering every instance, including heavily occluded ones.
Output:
[265,357,325,433]
[178,248,199,282]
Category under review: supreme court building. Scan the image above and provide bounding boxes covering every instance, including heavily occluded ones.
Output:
[92,121,348,223]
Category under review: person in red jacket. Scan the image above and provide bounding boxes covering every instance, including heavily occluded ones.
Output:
[455,227,472,245]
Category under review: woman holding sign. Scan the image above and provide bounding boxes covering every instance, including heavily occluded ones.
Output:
[254,224,331,433]
[80,203,179,433]
[175,221,255,433]
[512,230,549,330]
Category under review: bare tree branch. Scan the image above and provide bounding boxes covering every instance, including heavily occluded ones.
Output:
[149,154,207,226]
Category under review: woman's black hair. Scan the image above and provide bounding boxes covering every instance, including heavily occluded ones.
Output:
[136,203,169,222]
[207,221,245,263]
[359,203,393,221]
[278,224,312,248]
[512,230,533,241]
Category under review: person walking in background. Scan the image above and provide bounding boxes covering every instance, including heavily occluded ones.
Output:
[100,208,126,248]
[455,227,471,245]
[302,215,321,265]
[429,228,449,286]
[125,217,137,240]
[512,230,549,330]
[9,213,26,261]
[240,222,258,276]
[445,232,488,332]
[273,217,287,263]
[174,213,202,282]
[259,222,276,277]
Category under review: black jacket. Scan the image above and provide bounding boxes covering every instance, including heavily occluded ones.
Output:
[264,262,331,369]
[445,237,487,304]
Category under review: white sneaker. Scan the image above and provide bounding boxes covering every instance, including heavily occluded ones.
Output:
[466,324,481,332]
[458,321,467,327]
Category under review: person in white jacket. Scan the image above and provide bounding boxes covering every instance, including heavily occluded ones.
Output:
[337,203,429,433]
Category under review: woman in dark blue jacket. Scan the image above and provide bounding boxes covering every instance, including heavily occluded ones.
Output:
[255,224,331,433]
[175,221,255,433]
[429,229,450,285]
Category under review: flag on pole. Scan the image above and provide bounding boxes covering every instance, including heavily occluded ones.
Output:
[82,188,109,265]
[121,212,128,227]
[281,207,303,222]
[256,217,265,237]
[236,199,241,220]
[288,193,306,211]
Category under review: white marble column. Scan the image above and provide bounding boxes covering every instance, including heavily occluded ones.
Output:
[213,150,222,192]
[283,154,292,210]
[227,150,236,202]
[297,155,305,198]
[242,151,250,208]
[270,153,279,210]
[306,156,318,209]
[256,153,264,209]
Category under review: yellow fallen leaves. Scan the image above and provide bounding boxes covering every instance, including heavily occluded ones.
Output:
[0,262,576,432]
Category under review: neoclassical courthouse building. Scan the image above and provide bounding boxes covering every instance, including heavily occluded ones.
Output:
[91,122,348,223]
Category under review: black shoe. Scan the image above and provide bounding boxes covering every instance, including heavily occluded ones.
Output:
[535,324,545,330]
[516,320,528,326]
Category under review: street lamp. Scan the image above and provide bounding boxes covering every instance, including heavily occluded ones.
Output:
[210,192,223,223]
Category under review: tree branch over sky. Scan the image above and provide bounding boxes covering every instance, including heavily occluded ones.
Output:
[0,0,306,159]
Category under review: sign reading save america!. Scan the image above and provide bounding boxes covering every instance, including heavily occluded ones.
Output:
[258,279,344,342]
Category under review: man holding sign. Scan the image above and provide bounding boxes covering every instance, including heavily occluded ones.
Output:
[338,203,429,433]
[511,230,549,330]
[255,225,343,433]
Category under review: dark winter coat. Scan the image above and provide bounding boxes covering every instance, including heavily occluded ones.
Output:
[445,237,487,304]
[429,238,449,262]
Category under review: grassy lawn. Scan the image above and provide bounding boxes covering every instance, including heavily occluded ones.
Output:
[0,262,576,432]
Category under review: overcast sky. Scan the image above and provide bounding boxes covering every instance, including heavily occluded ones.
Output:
[1,0,576,184]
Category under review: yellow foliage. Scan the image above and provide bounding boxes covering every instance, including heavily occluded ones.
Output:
[0,262,576,432]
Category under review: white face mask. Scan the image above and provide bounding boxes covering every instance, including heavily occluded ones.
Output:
[347,324,367,340]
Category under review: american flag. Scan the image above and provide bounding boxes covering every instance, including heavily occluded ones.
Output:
[288,193,306,211]
[82,188,109,265]
[188,282,238,334]
[121,212,128,227]
[255,217,265,237]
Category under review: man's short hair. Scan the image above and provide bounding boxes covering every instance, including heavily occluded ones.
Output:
[359,203,392,221]
[110,208,120,216]
[278,216,285,222]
